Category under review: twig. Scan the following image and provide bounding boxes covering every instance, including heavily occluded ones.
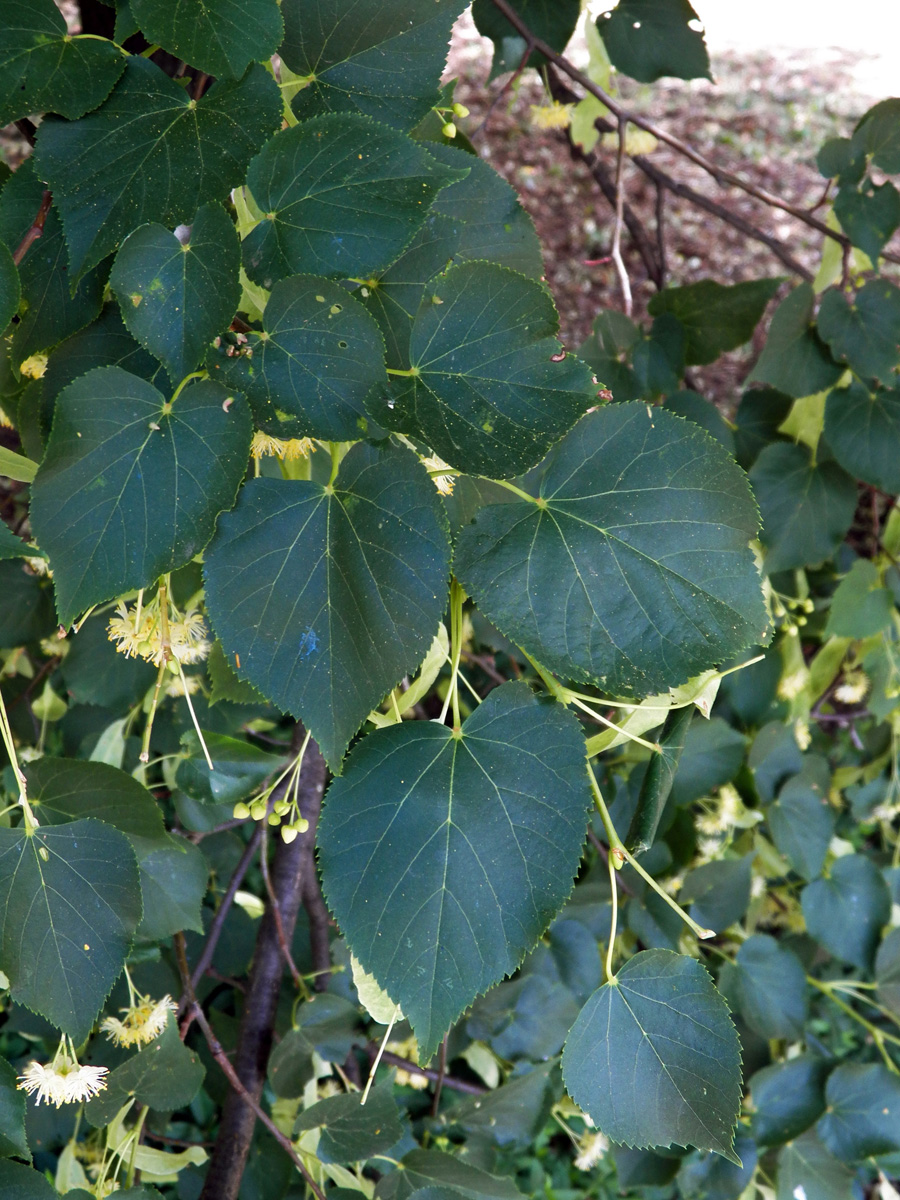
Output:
[655,181,668,288]
[460,649,507,688]
[12,191,53,266]
[430,1035,449,1117]
[610,116,632,315]
[260,823,307,996]
[487,0,900,268]
[471,38,533,140]
[571,145,663,288]
[377,1049,486,1095]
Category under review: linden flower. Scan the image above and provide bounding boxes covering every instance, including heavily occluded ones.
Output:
[530,102,572,130]
[19,353,48,379]
[107,601,210,666]
[574,1130,609,1171]
[17,1039,108,1107]
[250,431,318,460]
[421,454,456,495]
[101,994,176,1048]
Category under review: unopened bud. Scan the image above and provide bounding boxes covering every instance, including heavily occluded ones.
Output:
[281,826,299,844]
[233,802,251,819]
[441,122,457,139]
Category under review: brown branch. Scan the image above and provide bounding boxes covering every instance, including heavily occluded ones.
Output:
[655,181,668,288]
[12,191,52,266]
[488,0,900,268]
[260,822,308,996]
[13,119,36,148]
[377,1049,487,1095]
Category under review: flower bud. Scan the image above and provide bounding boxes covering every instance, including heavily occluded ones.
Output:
[233,802,251,819]
[281,826,299,844]
[441,122,457,139]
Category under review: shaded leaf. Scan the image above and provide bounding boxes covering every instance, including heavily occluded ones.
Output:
[817,280,900,384]
[750,283,842,398]
[26,758,165,841]
[853,98,900,174]
[750,442,857,574]
[834,180,900,262]
[750,1055,830,1147]
[134,834,208,940]
[85,1020,205,1126]
[0,240,18,334]
[34,57,282,281]
[61,614,157,710]
[0,1054,29,1160]
[0,560,55,646]
[204,442,450,769]
[282,0,467,130]
[319,682,590,1060]
[817,1062,900,1161]
[663,390,735,451]
[649,278,780,365]
[472,0,580,74]
[776,1131,855,1200]
[456,404,767,698]
[0,0,124,126]
[443,1061,557,1148]
[878,927,900,1019]
[0,1162,56,1199]
[802,854,891,971]
[680,857,751,934]
[110,203,241,381]
[130,0,282,78]
[670,718,746,806]
[208,274,385,440]
[626,703,693,853]
[242,114,464,289]
[0,820,142,1041]
[294,1085,405,1164]
[726,934,807,1039]
[598,0,711,83]
[31,368,252,626]
[177,731,280,807]
[562,949,741,1161]
[0,520,37,562]
[825,380,900,494]
[768,777,835,881]
[678,1137,756,1200]
[375,1149,524,1200]
[825,559,894,638]
[733,386,792,470]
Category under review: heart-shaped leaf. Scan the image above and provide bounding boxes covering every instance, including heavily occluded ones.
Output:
[130,0,283,79]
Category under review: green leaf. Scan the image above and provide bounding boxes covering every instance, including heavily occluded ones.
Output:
[207,274,386,440]
[626,704,693,853]
[456,404,767,698]
[204,442,450,769]
[768,776,835,881]
[825,559,894,638]
[0,819,142,1041]
[61,614,157,709]
[733,386,792,470]
[825,380,900,494]
[817,137,866,184]
[853,98,900,173]
[834,180,900,262]
[680,857,751,934]
[817,280,900,384]
[0,1054,29,1160]
[176,731,280,807]
[319,681,590,1060]
[25,757,165,841]
[670,718,746,806]
[369,260,595,476]
[34,57,282,282]
[726,934,807,1039]
[294,1085,406,1164]
[442,1061,557,1147]
[597,0,712,83]
[130,0,282,78]
[648,278,781,366]
[207,641,265,705]
[663,390,734,452]
[0,240,19,335]
[135,834,208,940]
[472,0,581,74]
[85,1020,205,1126]
[110,203,241,381]
[281,0,467,130]
[750,442,857,574]
[878,927,900,1019]
[631,315,685,399]
[242,114,464,289]
[0,560,55,646]
[0,1162,56,1199]
[0,521,38,562]
[0,0,125,126]
[0,161,106,363]
[749,283,842,398]
[359,214,461,370]
[375,1149,525,1200]
[0,446,37,483]
[776,1131,855,1200]
[31,368,252,626]
[750,1056,830,1147]
[817,1062,900,1161]
[802,854,891,971]
[44,303,167,400]
[562,949,741,1162]
[428,144,543,278]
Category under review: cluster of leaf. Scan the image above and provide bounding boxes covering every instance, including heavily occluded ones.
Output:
[0,0,898,1196]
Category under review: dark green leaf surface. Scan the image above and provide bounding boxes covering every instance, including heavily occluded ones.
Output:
[632,315,685,398]
[626,704,693,853]
[31,368,252,625]
[375,1149,525,1200]
[319,682,590,1060]
[208,274,386,440]
[825,559,894,638]
[598,0,712,83]
[648,278,780,365]
[0,1162,56,1200]
[130,0,283,78]
[85,1020,205,1126]
[294,1085,405,1164]
[802,854,890,971]
[428,144,543,278]
[0,241,18,335]
[177,731,281,807]
[26,758,165,841]
[877,927,900,1019]
[61,613,157,709]
[34,57,282,281]
[443,1061,557,1147]
[834,180,900,262]
[0,520,38,562]
[750,1056,830,1147]
[750,283,842,398]
[135,834,207,940]
[204,443,450,769]
[680,857,751,934]
[669,718,746,806]
[817,280,900,383]
[728,934,807,1039]
[825,381,900,494]
[0,819,142,1041]
[0,161,106,362]
[0,1054,28,1160]
[0,0,124,126]
[370,261,596,476]
[472,0,580,74]
[853,98,900,173]
[768,777,834,881]
[776,1132,855,1200]
[110,203,241,381]
[750,442,857,574]
[242,115,463,289]
[281,0,467,129]
[663,390,734,451]
[562,949,741,1161]
[456,404,767,697]
[0,560,55,646]
[817,1062,900,1161]
[733,386,792,470]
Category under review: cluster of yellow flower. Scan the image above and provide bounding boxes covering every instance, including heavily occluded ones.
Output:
[249,431,317,460]
[107,597,209,669]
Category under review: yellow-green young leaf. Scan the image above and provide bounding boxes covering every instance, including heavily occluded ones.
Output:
[562,949,741,1163]
[0,446,37,483]
[0,820,142,1041]
[30,367,252,626]
[351,955,403,1024]
[318,682,590,1061]
[130,0,282,78]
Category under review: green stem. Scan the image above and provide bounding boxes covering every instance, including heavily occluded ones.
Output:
[0,683,38,831]
[441,578,465,729]
[328,442,341,487]
[169,370,207,405]
[490,476,540,505]
[605,849,618,983]
[808,976,900,1071]
[385,366,420,377]
[124,1105,149,1188]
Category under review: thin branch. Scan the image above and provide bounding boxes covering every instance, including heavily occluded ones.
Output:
[573,146,663,288]
[12,191,53,266]
[430,1035,449,1117]
[655,180,668,288]
[377,1049,487,1095]
[488,0,900,267]
[471,37,534,140]
[610,116,632,315]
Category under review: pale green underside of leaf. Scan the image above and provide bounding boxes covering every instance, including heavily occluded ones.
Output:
[318,681,591,1061]
[203,441,451,769]
[456,403,767,698]
[562,948,741,1162]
